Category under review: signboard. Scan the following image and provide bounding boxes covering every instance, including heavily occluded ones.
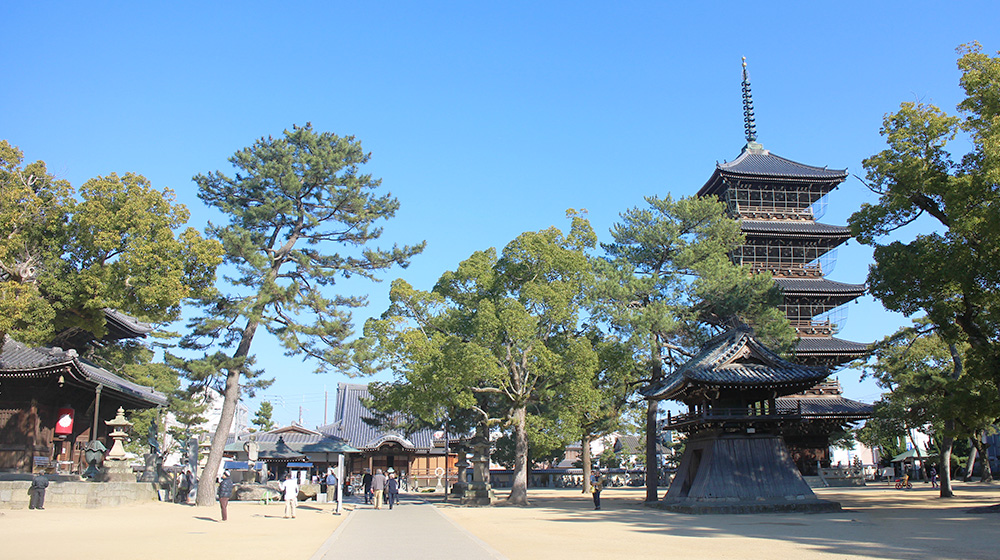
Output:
[224,461,265,471]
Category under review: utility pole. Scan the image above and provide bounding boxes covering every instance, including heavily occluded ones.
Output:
[324,389,328,425]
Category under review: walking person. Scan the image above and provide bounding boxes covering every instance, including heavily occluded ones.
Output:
[386,470,399,509]
[325,469,338,503]
[29,470,49,510]
[590,469,604,510]
[217,470,234,521]
[371,468,387,509]
[281,472,299,518]
[362,469,373,504]
[176,467,193,504]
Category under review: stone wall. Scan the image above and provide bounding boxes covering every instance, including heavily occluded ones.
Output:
[0,481,159,509]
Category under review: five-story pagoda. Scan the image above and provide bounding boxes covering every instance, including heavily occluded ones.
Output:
[698,58,867,367]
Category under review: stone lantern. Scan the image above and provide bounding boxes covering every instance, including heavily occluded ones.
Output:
[103,407,134,482]
[105,407,133,459]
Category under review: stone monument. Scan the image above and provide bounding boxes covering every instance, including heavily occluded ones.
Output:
[103,407,134,482]
[139,418,160,483]
[459,428,496,505]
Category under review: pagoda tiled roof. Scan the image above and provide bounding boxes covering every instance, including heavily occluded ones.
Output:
[774,277,866,297]
[0,335,167,407]
[103,308,154,337]
[794,336,870,356]
[317,383,438,452]
[641,326,828,401]
[741,220,852,238]
[775,395,873,418]
[50,309,154,351]
[699,145,847,197]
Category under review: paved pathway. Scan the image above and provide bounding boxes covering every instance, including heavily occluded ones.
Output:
[310,495,506,560]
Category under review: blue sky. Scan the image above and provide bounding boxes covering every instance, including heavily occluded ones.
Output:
[3,2,996,427]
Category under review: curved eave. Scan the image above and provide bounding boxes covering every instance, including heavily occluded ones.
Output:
[643,377,825,403]
[362,434,417,451]
[698,148,847,197]
[740,221,853,241]
[794,337,871,356]
[774,278,866,298]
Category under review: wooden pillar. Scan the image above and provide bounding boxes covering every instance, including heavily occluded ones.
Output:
[91,384,103,442]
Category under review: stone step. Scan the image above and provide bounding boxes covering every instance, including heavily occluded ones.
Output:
[803,476,827,489]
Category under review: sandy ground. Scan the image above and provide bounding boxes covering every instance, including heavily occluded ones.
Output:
[437,482,1000,560]
[4,482,1000,560]
[0,499,346,560]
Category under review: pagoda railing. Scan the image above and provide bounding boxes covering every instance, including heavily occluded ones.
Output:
[665,402,806,431]
[789,319,837,336]
[750,263,824,278]
[734,205,814,221]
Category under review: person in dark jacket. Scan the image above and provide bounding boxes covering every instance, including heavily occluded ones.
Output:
[29,471,49,510]
[217,470,234,521]
[362,469,373,504]
[386,470,399,509]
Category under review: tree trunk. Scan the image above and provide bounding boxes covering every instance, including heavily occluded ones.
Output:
[645,399,659,502]
[939,422,954,498]
[582,431,593,494]
[645,339,663,503]
[964,441,978,482]
[195,318,259,506]
[940,343,959,497]
[507,405,529,506]
[975,434,993,483]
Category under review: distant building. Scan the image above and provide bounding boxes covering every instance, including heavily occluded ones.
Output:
[316,383,453,489]
[226,423,357,480]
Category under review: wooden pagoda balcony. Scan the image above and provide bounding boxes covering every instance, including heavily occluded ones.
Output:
[790,319,837,336]
[735,205,814,221]
[749,263,824,278]
[664,403,807,432]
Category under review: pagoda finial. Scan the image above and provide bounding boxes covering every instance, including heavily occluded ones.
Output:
[741,56,758,145]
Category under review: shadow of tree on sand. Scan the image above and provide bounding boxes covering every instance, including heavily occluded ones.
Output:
[436,484,1000,560]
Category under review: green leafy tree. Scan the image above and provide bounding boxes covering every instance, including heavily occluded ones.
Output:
[573,332,639,493]
[849,43,1000,404]
[252,401,276,432]
[184,124,424,506]
[859,321,1000,496]
[0,140,221,345]
[855,403,907,466]
[362,213,598,505]
[593,194,793,502]
[849,44,1000,497]
[598,446,621,469]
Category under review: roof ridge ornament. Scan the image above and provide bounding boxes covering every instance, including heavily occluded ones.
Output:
[741,57,763,151]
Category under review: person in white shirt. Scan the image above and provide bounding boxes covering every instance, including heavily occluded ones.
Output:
[280,472,299,518]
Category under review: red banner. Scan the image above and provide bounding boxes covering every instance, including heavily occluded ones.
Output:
[55,407,74,436]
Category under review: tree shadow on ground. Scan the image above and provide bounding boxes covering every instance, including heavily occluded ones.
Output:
[435,483,1000,560]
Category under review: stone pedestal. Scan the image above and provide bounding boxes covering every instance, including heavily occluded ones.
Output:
[103,458,134,483]
[139,453,157,483]
[461,437,496,506]
[451,451,470,496]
